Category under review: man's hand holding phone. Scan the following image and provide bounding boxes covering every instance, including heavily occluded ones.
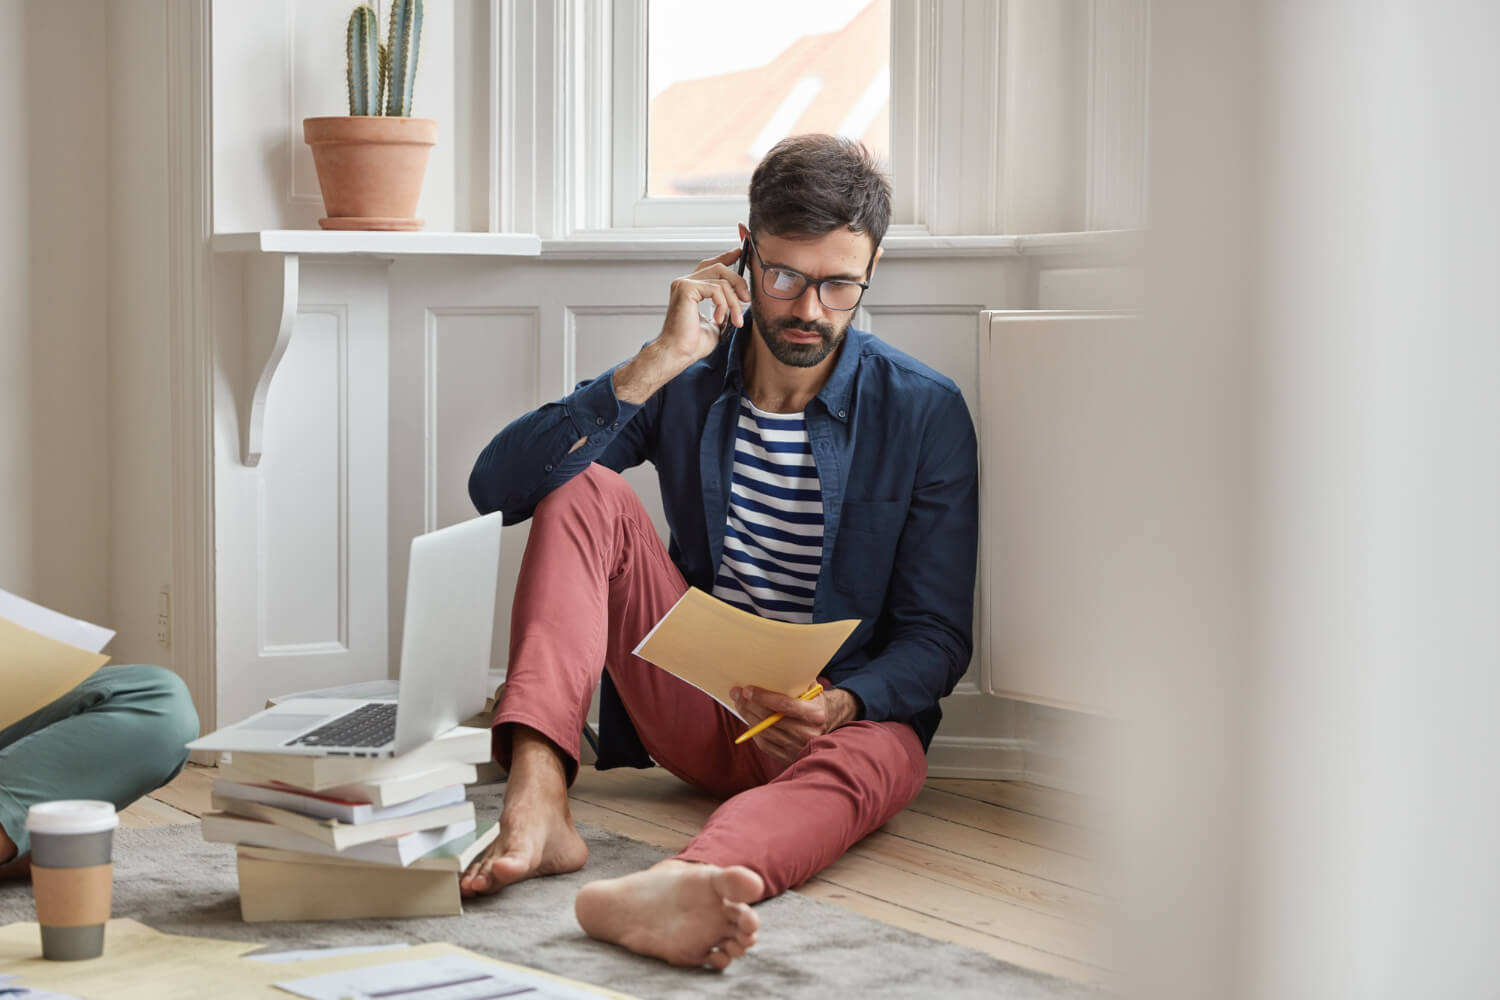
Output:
[611,243,752,407]
[660,244,751,365]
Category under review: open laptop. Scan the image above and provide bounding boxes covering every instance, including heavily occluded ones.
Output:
[188,513,503,758]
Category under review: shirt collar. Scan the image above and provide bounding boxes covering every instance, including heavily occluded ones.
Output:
[719,325,865,425]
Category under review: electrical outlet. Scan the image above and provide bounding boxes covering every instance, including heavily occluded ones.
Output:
[156,585,171,648]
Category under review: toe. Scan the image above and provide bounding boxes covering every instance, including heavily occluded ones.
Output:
[718,938,747,959]
[724,900,759,935]
[704,949,731,971]
[712,865,765,904]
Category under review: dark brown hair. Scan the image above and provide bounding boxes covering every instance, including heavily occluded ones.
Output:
[748,134,892,256]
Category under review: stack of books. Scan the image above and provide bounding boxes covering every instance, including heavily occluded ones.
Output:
[202,725,499,922]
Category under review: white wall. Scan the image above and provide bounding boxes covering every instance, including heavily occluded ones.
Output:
[106,0,177,667]
[1246,2,1500,996]
[0,0,185,675]
[0,1,111,625]
[0,0,30,593]
[1124,2,1500,998]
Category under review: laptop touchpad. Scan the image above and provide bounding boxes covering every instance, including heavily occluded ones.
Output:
[239,713,329,732]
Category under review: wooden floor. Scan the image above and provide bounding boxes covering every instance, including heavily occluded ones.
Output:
[128,764,1108,986]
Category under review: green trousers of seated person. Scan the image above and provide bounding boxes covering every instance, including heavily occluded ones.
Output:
[0,664,199,859]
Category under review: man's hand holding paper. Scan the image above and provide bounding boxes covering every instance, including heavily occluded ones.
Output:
[631,587,859,731]
[729,683,862,762]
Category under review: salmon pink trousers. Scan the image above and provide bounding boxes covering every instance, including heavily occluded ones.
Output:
[490,464,928,898]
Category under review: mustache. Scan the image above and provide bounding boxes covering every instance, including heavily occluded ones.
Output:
[771,318,836,338]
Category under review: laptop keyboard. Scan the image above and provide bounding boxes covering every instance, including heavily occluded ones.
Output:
[285,702,398,748]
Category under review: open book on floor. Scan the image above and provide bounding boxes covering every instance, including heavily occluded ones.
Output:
[234,823,499,922]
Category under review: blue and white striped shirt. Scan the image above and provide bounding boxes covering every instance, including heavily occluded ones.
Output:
[711,399,824,623]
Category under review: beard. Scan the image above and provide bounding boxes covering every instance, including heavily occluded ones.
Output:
[749,300,848,369]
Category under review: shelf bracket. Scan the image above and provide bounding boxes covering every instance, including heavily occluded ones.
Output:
[241,252,299,467]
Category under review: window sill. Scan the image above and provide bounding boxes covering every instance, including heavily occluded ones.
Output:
[213,230,542,257]
[538,228,1142,260]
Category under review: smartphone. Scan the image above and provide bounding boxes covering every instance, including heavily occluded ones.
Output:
[722,236,751,338]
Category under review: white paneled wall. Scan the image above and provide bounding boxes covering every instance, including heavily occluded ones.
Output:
[209,250,1147,776]
[214,261,389,723]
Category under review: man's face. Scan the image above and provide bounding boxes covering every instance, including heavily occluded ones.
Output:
[742,226,881,370]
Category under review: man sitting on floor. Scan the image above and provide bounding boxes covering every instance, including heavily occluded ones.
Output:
[460,134,979,970]
[0,664,199,878]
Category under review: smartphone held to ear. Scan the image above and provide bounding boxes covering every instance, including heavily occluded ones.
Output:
[698,238,753,338]
[698,296,749,337]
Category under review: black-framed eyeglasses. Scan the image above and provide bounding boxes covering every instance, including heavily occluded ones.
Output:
[745,233,871,312]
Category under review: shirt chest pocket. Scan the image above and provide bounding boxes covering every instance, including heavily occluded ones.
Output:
[833,499,909,601]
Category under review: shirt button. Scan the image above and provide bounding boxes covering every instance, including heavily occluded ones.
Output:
[838,409,847,418]
[544,464,554,472]
[595,416,606,426]
[611,422,619,430]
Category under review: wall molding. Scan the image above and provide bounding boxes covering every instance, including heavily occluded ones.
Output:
[927,735,1026,780]
[166,0,218,728]
[283,0,320,208]
[422,305,542,532]
[255,304,350,655]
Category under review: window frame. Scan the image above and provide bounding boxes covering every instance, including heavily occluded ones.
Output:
[609,0,920,231]
[489,0,1147,241]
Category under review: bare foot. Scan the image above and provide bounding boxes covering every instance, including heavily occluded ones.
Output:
[460,730,588,897]
[0,830,25,882]
[574,860,764,970]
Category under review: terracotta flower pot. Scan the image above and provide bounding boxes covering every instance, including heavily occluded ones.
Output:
[303,116,438,231]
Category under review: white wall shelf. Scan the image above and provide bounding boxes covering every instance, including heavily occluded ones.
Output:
[212,230,542,256]
[215,230,542,467]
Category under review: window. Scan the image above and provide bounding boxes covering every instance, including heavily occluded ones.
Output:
[644,0,891,199]
[612,0,904,229]
[495,0,1146,239]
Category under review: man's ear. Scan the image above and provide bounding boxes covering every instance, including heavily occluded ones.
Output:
[867,246,884,279]
[738,223,750,242]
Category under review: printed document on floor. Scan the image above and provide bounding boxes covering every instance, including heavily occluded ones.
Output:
[274,953,630,1000]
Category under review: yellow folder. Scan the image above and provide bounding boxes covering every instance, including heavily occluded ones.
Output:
[0,616,110,732]
[632,587,859,722]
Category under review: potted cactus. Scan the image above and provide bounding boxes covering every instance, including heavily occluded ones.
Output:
[304,0,435,231]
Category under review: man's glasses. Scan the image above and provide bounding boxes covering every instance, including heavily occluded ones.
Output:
[745,234,870,312]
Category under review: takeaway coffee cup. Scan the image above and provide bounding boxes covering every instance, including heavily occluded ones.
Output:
[25,800,118,961]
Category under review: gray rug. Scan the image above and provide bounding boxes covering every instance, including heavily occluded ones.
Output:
[0,790,1097,999]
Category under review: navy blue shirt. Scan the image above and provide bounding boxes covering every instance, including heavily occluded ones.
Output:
[469,325,979,756]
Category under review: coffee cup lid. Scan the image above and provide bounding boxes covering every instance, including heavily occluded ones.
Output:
[25,800,119,835]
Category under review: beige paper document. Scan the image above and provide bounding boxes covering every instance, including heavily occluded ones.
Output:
[632,587,859,721]
[0,615,110,733]
[0,918,261,999]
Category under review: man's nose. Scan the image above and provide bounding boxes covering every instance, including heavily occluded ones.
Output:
[792,284,825,322]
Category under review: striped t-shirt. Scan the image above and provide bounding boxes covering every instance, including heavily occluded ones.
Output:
[711,399,825,624]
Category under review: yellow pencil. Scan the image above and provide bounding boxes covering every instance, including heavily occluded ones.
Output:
[733,684,824,745]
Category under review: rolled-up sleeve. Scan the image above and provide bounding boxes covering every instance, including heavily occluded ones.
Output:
[468,364,652,523]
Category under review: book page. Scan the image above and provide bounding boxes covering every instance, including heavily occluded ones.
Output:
[0,588,114,653]
[0,617,111,732]
[632,588,859,721]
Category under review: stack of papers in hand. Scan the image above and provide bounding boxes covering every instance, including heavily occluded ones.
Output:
[200,725,498,922]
